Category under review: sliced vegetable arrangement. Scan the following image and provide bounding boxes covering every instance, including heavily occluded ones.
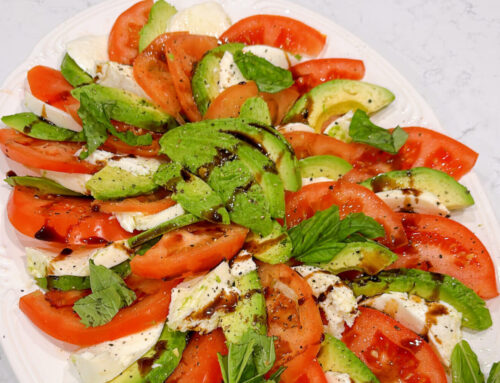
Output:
[1,1,498,382]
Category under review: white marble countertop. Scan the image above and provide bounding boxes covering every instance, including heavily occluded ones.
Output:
[0,0,499,381]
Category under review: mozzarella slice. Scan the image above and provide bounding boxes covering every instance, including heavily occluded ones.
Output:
[325,372,352,383]
[83,149,115,165]
[243,45,294,69]
[302,176,334,186]
[96,62,150,99]
[278,122,315,133]
[375,189,450,216]
[66,35,109,77]
[40,170,91,195]
[218,51,246,93]
[115,203,185,233]
[70,322,164,383]
[167,1,231,37]
[24,92,82,132]
[362,292,462,367]
[229,250,257,277]
[294,265,358,338]
[323,110,353,142]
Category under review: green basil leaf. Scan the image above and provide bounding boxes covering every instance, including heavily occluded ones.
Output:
[294,241,346,264]
[488,362,500,383]
[349,109,408,154]
[451,340,485,383]
[107,122,153,147]
[334,213,385,241]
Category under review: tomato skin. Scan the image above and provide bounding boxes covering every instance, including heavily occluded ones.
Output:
[45,290,91,308]
[92,193,175,214]
[285,181,407,248]
[220,15,326,56]
[342,307,447,383]
[291,58,366,93]
[166,329,227,383]
[292,359,328,383]
[130,223,248,279]
[108,0,153,65]
[261,85,301,125]
[7,186,131,245]
[102,134,161,158]
[19,278,179,346]
[390,213,499,299]
[204,81,259,120]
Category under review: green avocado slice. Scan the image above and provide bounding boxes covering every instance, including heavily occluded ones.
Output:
[244,221,292,264]
[239,97,272,126]
[5,176,84,197]
[299,155,353,182]
[138,0,177,52]
[60,53,93,87]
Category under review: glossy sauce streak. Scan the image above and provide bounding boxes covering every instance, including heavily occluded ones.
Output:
[137,340,168,376]
[187,290,239,320]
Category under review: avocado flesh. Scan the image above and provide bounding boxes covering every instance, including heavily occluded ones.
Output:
[317,242,397,275]
[71,84,177,132]
[5,176,84,197]
[138,0,177,52]
[350,268,492,331]
[192,43,245,115]
[111,325,186,383]
[221,270,267,343]
[283,80,395,132]
[239,97,272,126]
[318,335,379,383]
[244,221,292,264]
[299,155,353,181]
[154,162,230,224]
[360,167,474,210]
[86,166,158,200]
[2,113,85,142]
[60,53,93,87]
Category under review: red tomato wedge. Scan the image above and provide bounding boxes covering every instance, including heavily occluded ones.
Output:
[204,81,259,120]
[261,85,301,125]
[102,135,161,158]
[8,186,131,245]
[293,359,328,383]
[0,129,97,174]
[19,278,179,346]
[108,0,153,65]
[220,15,326,56]
[291,58,366,93]
[133,33,183,119]
[390,213,499,299]
[342,307,447,383]
[27,65,81,123]
[285,181,407,248]
[258,263,323,378]
[92,192,175,214]
[130,223,248,279]
[44,290,91,308]
[166,329,227,383]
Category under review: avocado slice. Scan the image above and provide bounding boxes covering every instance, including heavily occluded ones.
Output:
[318,335,379,383]
[86,166,158,200]
[192,43,245,115]
[239,97,272,126]
[283,80,395,132]
[5,176,84,197]
[317,242,397,275]
[244,221,292,264]
[2,113,85,142]
[350,268,492,331]
[111,325,186,383]
[71,84,177,132]
[360,167,474,210]
[60,53,93,87]
[154,162,230,224]
[221,270,267,343]
[138,0,177,52]
[299,155,353,182]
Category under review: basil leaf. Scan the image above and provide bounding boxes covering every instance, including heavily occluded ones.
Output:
[334,213,385,241]
[293,242,346,264]
[349,109,408,154]
[451,340,485,383]
[233,51,294,93]
[107,122,153,147]
[488,362,500,383]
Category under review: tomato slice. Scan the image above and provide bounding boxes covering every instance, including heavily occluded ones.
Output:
[293,359,327,383]
[204,81,259,120]
[220,15,326,56]
[44,290,91,308]
[133,33,183,119]
[258,263,323,378]
[285,180,407,248]
[291,59,366,93]
[166,34,218,122]
[261,85,301,125]
[342,307,447,383]
[130,223,248,279]
[92,192,175,214]
[108,0,153,65]
[390,213,499,299]
[19,278,179,346]
[102,135,161,158]
[7,186,131,245]
[166,329,227,383]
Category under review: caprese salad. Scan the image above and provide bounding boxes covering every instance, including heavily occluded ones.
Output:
[0,1,498,382]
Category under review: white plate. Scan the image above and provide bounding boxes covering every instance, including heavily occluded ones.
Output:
[0,0,498,381]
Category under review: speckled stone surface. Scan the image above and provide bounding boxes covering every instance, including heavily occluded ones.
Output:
[0,0,499,381]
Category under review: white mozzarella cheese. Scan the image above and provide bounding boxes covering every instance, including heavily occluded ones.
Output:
[230,250,257,277]
[376,189,450,216]
[83,149,116,165]
[24,92,82,132]
[278,122,315,133]
[96,62,150,99]
[218,51,246,93]
[70,322,164,383]
[362,292,462,367]
[243,45,293,69]
[40,170,91,195]
[167,261,239,333]
[115,203,185,233]
[302,176,334,186]
[293,265,359,338]
[108,156,163,177]
[325,371,352,383]
[167,1,231,37]
[66,35,109,77]
[323,110,353,142]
